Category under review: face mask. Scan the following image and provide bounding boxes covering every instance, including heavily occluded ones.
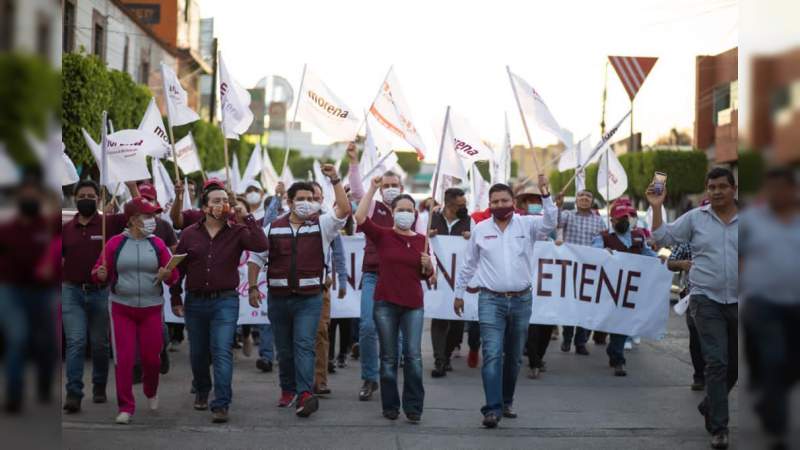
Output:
[527,204,543,215]
[490,206,514,221]
[294,201,318,219]
[76,199,97,217]
[245,192,262,206]
[456,206,469,220]
[613,219,630,234]
[208,203,230,220]
[394,211,415,230]
[140,218,157,235]
[18,199,40,217]
[382,187,401,205]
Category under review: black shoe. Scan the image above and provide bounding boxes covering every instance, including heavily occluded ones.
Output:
[575,345,590,356]
[256,358,273,373]
[351,343,360,360]
[382,409,399,420]
[502,406,517,419]
[444,361,453,372]
[133,365,143,384]
[613,364,627,377]
[405,413,421,424]
[295,393,319,418]
[336,354,347,368]
[482,413,499,428]
[538,361,547,372]
[314,384,332,396]
[710,432,729,449]
[358,380,378,401]
[328,361,336,374]
[691,380,705,391]
[431,362,446,378]
[63,394,81,414]
[560,341,571,352]
[194,392,209,411]
[698,399,712,433]
[92,384,107,403]
[160,348,170,375]
[211,408,229,423]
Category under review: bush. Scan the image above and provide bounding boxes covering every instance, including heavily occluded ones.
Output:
[737,150,765,194]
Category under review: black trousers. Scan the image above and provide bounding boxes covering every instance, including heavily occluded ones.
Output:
[430,319,465,365]
[527,325,554,369]
[687,310,706,384]
[329,318,353,359]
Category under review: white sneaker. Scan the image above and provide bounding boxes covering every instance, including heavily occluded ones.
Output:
[624,340,633,351]
[147,395,159,411]
[115,412,132,424]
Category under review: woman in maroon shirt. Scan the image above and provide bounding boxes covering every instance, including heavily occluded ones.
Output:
[354,176,434,423]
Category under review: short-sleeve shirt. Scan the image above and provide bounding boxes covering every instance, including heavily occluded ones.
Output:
[559,209,606,246]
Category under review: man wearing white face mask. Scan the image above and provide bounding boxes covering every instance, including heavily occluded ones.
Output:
[347,144,426,401]
[248,165,351,418]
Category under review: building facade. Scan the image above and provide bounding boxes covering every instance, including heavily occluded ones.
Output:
[0,0,61,67]
[694,47,738,164]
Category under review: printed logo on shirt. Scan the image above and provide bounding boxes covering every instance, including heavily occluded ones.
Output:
[90,235,103,240]
[484,235,498,240]
[376,209,388,216]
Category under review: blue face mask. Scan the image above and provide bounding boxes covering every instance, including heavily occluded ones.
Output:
[528,204,543,215]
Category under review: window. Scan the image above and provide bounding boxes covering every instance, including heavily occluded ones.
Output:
[0,0,14,52]
[712,83,731,126]
[91,9,107,61]
[63,0,76,53]
[122,36,130,73]
[36,12,51,59]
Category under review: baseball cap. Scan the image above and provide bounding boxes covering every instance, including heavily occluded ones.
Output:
[203,178,225,190]
[137,183,157,201]
[610,203,635,219]
[124,197,163,220]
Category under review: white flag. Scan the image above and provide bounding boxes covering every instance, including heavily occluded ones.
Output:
[558,134,593,192]
[577,111,632,172]
[182,177,193,210]
[174,132,203,174]
[240,143,263,193]
[151,157,176,223]
[219,54,254,139]
[62,150,80,186]
[26,127,78,190]
[83,128,151,184]
[230,153,242,193]
[0,143,19,187]
[312,160,335,212]
[297,67,360,142]
[360,116,396,192]
[138,97,172,158]
[447,110,494,166]
[260,146,280,194]
[508,70,572,146]
[369,67,427,159]
[161,63,200,126]
[470,165,490,212]
[597,148,628,201]
[491,113,512,185]
[280,164,295,187]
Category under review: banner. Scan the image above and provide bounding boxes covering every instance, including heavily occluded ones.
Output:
[161,62,200,126]
[296,67,360,142]
[369,67,427,159]
[84,128,151,184]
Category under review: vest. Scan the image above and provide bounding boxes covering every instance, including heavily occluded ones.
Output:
[266,215,325,296]
[430,211,471,236]
[361,201,395,273]
[600,229,646,255]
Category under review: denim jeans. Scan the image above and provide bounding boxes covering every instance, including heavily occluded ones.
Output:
[606,333,628,366]
[373,300,425,416]
[478,290,532,417]
[184,295,239,411]
[562,326,589,346]
[268,292,322,395]
[61,283,111,398]
[359,272,379,382]
[258,324,275,361]
[690,294,738,434]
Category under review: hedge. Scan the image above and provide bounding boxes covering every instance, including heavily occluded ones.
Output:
[737,150,764,194]
[550,150,708,206]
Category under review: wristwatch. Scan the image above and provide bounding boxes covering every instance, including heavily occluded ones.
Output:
[330,178,341,185]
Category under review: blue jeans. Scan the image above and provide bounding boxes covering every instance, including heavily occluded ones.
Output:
[359,272,379,382]
[268,292,322,395]
[258,323,275,361]
[373,300,425,415]
[606,333,628,366]
[184,295,239,411]
[61,283,111,398]
[478,290,531,417]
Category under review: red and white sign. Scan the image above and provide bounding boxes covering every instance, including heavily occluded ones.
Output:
[608,56,658,100]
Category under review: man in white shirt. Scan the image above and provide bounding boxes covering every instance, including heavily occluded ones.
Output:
[454,176,557,428]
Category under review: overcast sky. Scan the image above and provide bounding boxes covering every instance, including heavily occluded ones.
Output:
[198,0,737,159]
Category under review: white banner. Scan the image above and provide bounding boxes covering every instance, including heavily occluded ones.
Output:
[297,67,360,142]
[84,128,151,184]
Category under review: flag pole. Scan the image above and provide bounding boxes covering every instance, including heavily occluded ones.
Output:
[161,64,182,181]
[100,110,108,267]
[282,64,307,177]
[425,105,451,254]
[360,150,396,182]
[217,51,232,189]
[506,65,542,176]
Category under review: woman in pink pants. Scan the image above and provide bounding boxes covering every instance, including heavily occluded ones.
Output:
[92,197,178,424]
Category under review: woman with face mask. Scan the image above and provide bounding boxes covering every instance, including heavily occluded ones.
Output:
[91,197,179,425]
[353,176,435,424]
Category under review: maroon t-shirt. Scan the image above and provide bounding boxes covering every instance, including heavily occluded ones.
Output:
[62,212,127,284]
[0,216,54,286]
[359,217,427,309]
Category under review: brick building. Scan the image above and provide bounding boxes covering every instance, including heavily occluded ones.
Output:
[694,47,738,164]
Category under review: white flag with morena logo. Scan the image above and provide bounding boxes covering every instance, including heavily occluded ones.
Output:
[297,67,360,142]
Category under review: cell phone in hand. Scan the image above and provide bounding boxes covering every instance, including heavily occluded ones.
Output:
[652,171,667,195]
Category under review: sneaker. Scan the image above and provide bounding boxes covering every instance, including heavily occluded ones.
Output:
[710,432,729,449]
[314,384,331,396]
[551,328,560,340]
[256,358,273,373]
[211,408,229,423]
[92,384,107,404]
[502,406,517,418]
[527,367,540,379]
[336,354,347,368]
[405,412,421,424]
[295,392,319,418]
[63,395,81,414]
[613,364,627,377]
[242,335,253,357]
[452,345,462,359]
[624,339,633,351]
[561,340,571,352]
[115,412,132,424]
[194,392,209,410]
[575,345,590,356]
[351,343,360,360]
[431,362,446,378]
[277,391,297,408]
[382,409,399,420]
[160,348,170,374]
[147,395,159,411]
[482,412,499,428]
[444,361,453,372]
[467,350,479,368]
[358,380,378,401]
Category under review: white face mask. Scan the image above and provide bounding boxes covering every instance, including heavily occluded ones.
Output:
[394,211,415,230]
[294,201,320,219]
[140,217,157,235]
[245,192,262,206]
[382,187,401,205]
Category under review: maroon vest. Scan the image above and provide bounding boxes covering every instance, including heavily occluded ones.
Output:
[600,229,646,254]
[266,215,325,296]
[360,201,395,273]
